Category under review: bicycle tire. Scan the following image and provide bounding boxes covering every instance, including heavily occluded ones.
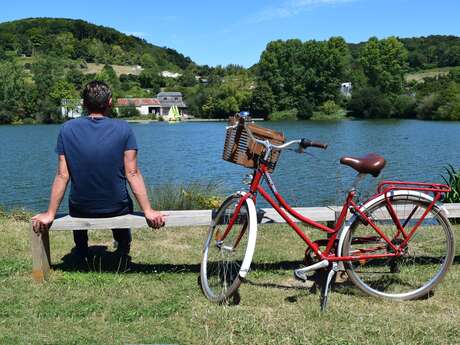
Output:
[200,193,256,303]
[342,194,454,300]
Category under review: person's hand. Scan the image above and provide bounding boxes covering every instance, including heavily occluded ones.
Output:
[144,209,166,229]
[31,212,55,234]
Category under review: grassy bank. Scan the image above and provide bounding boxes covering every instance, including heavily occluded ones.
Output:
[405,66,460,82]
[310,110,348,121]
[0,216,459,345]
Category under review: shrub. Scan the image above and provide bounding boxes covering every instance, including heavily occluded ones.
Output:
[392,95,417,118]
[0,113,13,124]
[118,105,140,118]
[416,93,441,120]
[296,98,314,120]
[319,100,342,116]
[348,87,392,118]
[21,117,36,125]
[268,108,298,121]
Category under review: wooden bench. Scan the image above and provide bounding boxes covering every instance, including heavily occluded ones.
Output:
[31,204,460,282]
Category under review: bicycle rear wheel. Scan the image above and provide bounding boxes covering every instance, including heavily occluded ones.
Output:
[200,194,255,303]
[342,195,454,300]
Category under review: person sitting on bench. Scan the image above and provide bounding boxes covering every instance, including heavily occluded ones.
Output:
[31,80,165,262]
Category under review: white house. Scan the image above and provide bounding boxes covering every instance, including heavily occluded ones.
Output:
[115,98,161,115]
[340,82,352,97]
[63,92,188,118]
[160,71,182,78]
[61,99,83,118]
[115,92,187,117]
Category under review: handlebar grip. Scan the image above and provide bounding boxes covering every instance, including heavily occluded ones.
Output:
[300,139,328,150]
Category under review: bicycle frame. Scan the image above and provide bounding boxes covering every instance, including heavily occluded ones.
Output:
[222,162,450,264]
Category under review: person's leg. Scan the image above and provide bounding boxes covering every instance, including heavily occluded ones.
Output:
[112,228,132,255]
[72,230,89,257]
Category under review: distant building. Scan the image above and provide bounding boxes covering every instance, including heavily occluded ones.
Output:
[61,99,83,118]
[157,92,187,117]
[115,98,161,115]
[115,92,187,118]
[62,92,188,119]
[340,82,352,97]
[160,71,182,78]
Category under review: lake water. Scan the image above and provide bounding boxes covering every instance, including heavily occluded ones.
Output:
[1,119,459,212]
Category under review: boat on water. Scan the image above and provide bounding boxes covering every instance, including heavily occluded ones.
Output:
[166,105,181,123]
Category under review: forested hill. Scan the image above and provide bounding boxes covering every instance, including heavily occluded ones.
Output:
[349,35,460,70]
[0,18,194,70]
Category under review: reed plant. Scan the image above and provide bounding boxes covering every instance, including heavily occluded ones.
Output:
[442,164,460,203]
[147,182,223,211]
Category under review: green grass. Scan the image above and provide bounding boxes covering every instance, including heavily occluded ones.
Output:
[0,216,459,345]
[405,66,460,82]
[84,63,143,77]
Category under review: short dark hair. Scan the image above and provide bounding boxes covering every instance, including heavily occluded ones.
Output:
[82,81,112,114]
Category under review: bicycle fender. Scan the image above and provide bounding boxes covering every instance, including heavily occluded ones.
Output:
[237,191,258,278]
[337,190,447,258]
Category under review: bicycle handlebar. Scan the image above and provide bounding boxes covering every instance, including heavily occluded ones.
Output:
[299,138,328,150]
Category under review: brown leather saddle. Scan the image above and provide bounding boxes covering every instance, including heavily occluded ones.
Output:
[340,153,386,177]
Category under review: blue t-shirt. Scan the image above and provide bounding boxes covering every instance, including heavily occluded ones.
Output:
[56,116,138,217]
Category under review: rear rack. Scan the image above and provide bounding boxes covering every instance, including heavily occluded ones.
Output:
[377,181,451,194]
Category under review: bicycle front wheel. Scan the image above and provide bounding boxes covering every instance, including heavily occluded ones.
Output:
[200,194,255,303]
[343,195,454,300]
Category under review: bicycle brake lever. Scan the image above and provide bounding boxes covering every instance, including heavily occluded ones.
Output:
[305,151,318,159]
[295,147,304,154]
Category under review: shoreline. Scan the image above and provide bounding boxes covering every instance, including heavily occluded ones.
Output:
[3,116,460,126]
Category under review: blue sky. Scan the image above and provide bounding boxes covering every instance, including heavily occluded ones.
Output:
[1,0,460,67]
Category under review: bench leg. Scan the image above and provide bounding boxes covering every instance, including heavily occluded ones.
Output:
[30,223,51,282]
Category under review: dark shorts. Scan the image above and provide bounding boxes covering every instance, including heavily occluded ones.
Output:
[69,196,134,218]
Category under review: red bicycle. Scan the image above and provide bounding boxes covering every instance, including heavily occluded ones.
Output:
[200,115,455,310]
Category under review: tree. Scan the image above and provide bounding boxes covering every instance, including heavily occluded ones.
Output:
[31,57,65,120]
[54,32,76,58]
[96,64,121,94]
[28,27,47,55]
[139,67,164,93]
[50,79,79,110]
[66,66,86,90]
[178,69,197,87]
[256,37,350,115]
[359,37,408,94]
[32,57,65,98]
[0,60,28,119]
[251,82,275,118]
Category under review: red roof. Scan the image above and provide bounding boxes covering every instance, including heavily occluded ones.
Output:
[116,98,161,107]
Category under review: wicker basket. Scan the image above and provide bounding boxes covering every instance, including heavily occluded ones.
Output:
[222,116,285,172]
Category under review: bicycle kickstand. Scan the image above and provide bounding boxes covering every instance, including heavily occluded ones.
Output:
[320,262,338,312]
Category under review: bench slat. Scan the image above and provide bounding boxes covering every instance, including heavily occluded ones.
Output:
[48,203,460,230]
[49,207,337,230]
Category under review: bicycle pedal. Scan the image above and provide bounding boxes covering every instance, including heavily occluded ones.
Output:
[294,260,330,283]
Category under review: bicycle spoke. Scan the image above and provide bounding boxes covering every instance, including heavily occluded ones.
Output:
[344,197,453,300]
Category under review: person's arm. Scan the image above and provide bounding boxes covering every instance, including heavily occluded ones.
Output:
[31,155,70,233]
[124,149,165,229]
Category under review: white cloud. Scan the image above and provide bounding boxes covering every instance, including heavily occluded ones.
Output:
[249,0,358,23]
